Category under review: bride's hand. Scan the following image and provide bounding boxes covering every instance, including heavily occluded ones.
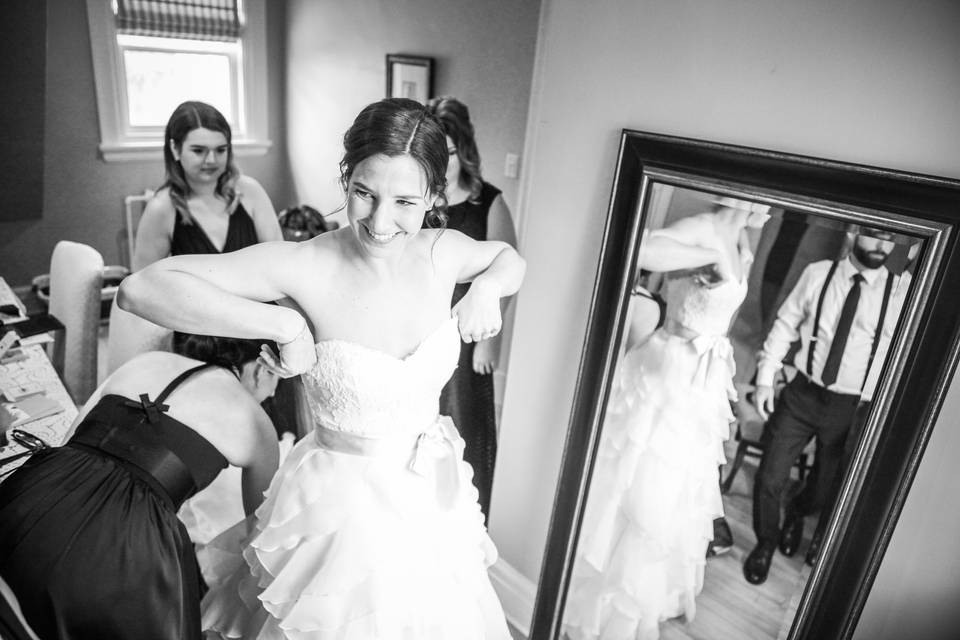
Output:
[452,279,502,344]
[259,321,316,378]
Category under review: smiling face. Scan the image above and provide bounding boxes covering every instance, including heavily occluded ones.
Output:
[346,154,436,255]
[172,127,229,187]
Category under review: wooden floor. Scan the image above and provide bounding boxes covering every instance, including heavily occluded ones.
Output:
[659,448,813,640]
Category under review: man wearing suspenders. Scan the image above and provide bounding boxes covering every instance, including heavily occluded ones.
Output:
[743,227,909,585]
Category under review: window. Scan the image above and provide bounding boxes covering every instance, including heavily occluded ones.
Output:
[86,0,270,161]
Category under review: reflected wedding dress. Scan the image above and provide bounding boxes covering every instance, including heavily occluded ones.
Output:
[201,317,510,639]
[563,252,751,640]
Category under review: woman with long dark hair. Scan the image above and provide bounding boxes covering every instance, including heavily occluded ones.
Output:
[132,101,282,271]
[423,96,518,523]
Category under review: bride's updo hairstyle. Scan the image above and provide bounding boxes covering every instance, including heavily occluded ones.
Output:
[339,98,449,228]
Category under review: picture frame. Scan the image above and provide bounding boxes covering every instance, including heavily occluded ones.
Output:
[385,54,434,104]
[529,129,960,639]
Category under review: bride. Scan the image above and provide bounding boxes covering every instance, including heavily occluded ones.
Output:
[118,97,525,639]
[563,196,770,640]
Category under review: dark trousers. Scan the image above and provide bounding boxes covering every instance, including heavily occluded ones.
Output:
[752,374,863,547]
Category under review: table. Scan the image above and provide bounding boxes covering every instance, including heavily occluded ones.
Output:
[0,344,78,478]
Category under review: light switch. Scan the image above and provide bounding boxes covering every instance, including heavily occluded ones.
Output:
[504,153,520,179]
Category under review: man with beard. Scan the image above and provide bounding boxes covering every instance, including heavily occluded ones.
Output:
[742,226,909,585]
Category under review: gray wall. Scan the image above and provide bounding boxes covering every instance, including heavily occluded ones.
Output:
[0,0,295,285]
[284,0,540,225]
[495,0,960,635]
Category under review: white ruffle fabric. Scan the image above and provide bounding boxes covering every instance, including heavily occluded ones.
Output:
[180,433,296,547]
[563,328,737,640]
[200,416,510,640]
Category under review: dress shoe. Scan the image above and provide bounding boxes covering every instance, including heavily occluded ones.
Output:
[706,517,734,558]
[743,543,775,585]
[778,510,804,557]
[805,531,823,566]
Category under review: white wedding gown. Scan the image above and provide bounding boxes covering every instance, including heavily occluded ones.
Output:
[563,254,751,640]
[200,317,510,639]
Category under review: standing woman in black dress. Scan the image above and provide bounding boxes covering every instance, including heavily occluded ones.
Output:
[424,96,519,523]
[0,335,280,640]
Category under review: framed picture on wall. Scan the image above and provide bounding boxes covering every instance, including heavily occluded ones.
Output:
[385,54,434,104]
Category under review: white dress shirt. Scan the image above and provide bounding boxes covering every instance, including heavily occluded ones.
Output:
[757,257,911,401]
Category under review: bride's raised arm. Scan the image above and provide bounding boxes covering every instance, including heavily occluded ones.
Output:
[117,241,309,347]
[638,214,721,273]
[431,229,526,343]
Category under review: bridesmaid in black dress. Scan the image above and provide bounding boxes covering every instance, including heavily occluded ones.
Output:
[0,335,280,640]
[423,96,518,522]
[132,100,282,271]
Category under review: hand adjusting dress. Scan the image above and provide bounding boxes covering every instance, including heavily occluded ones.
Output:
[563,254,751,640]
[201,317,510,639]
[0,364,228,640]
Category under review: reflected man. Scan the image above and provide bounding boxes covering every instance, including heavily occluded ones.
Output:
[744,227,911,585]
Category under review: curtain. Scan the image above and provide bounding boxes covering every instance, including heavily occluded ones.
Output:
[115,0,241,41]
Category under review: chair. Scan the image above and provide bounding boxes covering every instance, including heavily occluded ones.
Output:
[105,297,173,375]
[720,366,816,494]
[47,241,103,405]
[122,189,154,269]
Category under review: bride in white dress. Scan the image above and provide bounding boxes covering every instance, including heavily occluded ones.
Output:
[118,98,525,639]
[563,198,770,640]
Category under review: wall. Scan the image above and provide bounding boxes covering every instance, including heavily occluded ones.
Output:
[0,0,294,286]
[284,0,539,225]
[494,0,960,634]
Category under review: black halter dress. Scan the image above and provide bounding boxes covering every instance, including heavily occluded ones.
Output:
[0,364,229,640]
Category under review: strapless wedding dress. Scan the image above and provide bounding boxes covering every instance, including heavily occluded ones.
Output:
[564,255,751,640]
[200,317,510,639]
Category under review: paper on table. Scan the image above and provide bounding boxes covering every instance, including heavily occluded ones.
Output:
[0,394,65,430]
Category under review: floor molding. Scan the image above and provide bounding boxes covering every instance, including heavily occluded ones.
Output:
[490,558,537,637]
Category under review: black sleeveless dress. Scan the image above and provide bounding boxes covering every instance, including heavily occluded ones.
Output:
[0,365,228,640]
[169,202,259,256]
[424,182,501,522]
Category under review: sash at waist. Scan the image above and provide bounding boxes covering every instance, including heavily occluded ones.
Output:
[313,416,464,509]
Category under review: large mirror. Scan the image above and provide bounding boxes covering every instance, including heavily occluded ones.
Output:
[531,131,960,640]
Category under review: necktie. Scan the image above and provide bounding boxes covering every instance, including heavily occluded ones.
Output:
[821,273,865,387]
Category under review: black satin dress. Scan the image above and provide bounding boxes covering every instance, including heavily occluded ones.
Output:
[424,182,502,522]
[0,365,228,640]
[169,202,259,256]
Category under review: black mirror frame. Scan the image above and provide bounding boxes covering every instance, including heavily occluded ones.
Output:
[530,129,960,640]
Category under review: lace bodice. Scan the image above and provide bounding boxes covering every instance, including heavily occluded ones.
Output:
[662,249,753,337]
[301,318,461,436]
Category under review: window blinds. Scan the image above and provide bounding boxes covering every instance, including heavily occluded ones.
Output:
[115,0,241,41]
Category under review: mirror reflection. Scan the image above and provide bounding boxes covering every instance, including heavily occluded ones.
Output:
[562,183,918,640]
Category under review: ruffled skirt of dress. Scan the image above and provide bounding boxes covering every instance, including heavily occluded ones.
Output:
[200,416,510,639]
[563,329,736,640]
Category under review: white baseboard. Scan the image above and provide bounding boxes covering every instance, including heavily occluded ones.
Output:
[490,558,537,637]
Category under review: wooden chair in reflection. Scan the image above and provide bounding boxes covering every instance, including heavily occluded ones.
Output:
[721,364,816,494]
[47,241,103,405]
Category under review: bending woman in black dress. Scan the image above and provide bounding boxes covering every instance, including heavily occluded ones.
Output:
[0,335,280,640]
[423,96,518,522]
